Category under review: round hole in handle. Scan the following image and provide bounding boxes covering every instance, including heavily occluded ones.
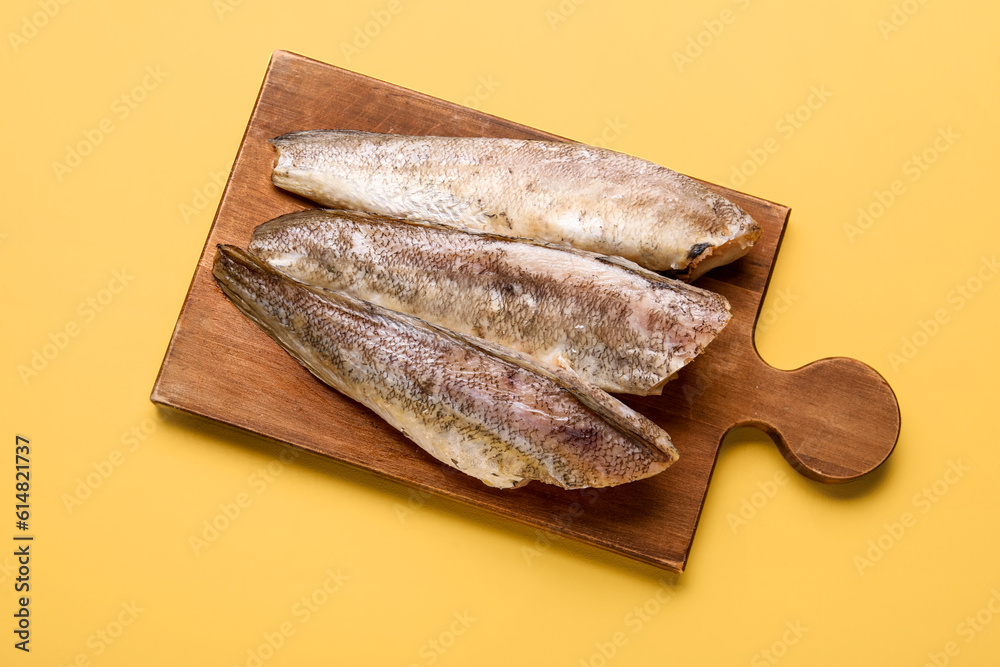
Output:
[742,357,900,483]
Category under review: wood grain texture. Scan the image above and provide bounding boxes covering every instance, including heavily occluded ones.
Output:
[150,50,900,571]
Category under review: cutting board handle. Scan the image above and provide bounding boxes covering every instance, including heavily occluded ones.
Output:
[741,356,900,483]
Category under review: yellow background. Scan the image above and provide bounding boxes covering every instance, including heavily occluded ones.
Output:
[3,0,999,665]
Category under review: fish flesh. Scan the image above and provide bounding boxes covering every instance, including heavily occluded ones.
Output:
[269,130,761,280]
[212,245,678,489]
[249,209,731,396]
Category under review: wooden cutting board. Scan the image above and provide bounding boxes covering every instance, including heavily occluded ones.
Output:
[151,50,900,572]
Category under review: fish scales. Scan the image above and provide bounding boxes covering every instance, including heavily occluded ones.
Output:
[270,130,761,280]
[212,245,678,489]
[249,209,731,396]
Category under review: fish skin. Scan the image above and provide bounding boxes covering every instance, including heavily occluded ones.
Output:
[249,209,731,396]
[269,130,761,280]
[212,245,678,489]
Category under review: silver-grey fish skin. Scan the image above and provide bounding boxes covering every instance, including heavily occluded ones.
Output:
[269,130,761,280]
[212,245,678,489]
[249,209,731,396]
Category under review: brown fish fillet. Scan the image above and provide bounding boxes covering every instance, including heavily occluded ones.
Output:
[212,245,678,489]
[249,209,731,396]
[269,130,761,280]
